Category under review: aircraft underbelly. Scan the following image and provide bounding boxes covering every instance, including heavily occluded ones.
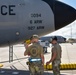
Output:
[0,0,75,46]
[0,0,55,46]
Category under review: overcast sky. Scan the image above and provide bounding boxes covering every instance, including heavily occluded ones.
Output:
[46,0,76,39]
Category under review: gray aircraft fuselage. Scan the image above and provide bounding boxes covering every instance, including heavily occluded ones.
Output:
[0,0,76,46]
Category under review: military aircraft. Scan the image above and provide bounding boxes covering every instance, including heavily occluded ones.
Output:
[40,36,66,43]
[0,0,76,46]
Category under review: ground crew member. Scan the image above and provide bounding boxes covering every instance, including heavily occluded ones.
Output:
[24,35,44,75]
[24,39,31,49]
[46,36,62,75]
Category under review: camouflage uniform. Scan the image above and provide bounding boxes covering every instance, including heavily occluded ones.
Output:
[26,42,44,75]
[52,43,62,75]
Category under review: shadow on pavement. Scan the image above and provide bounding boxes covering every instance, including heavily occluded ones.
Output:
[0,68,53,75]
[0,68,67,75]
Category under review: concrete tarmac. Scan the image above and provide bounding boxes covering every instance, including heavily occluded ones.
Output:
[0,43,76,75]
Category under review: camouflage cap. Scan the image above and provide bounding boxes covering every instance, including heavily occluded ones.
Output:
[30,34,39,40]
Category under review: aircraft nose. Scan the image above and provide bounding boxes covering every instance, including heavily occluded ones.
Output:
[54,1,76,30]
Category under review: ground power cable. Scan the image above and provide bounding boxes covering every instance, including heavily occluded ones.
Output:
[13,52,28,70]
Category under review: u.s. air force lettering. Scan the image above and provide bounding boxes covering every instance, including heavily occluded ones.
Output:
[1,5,16,15]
